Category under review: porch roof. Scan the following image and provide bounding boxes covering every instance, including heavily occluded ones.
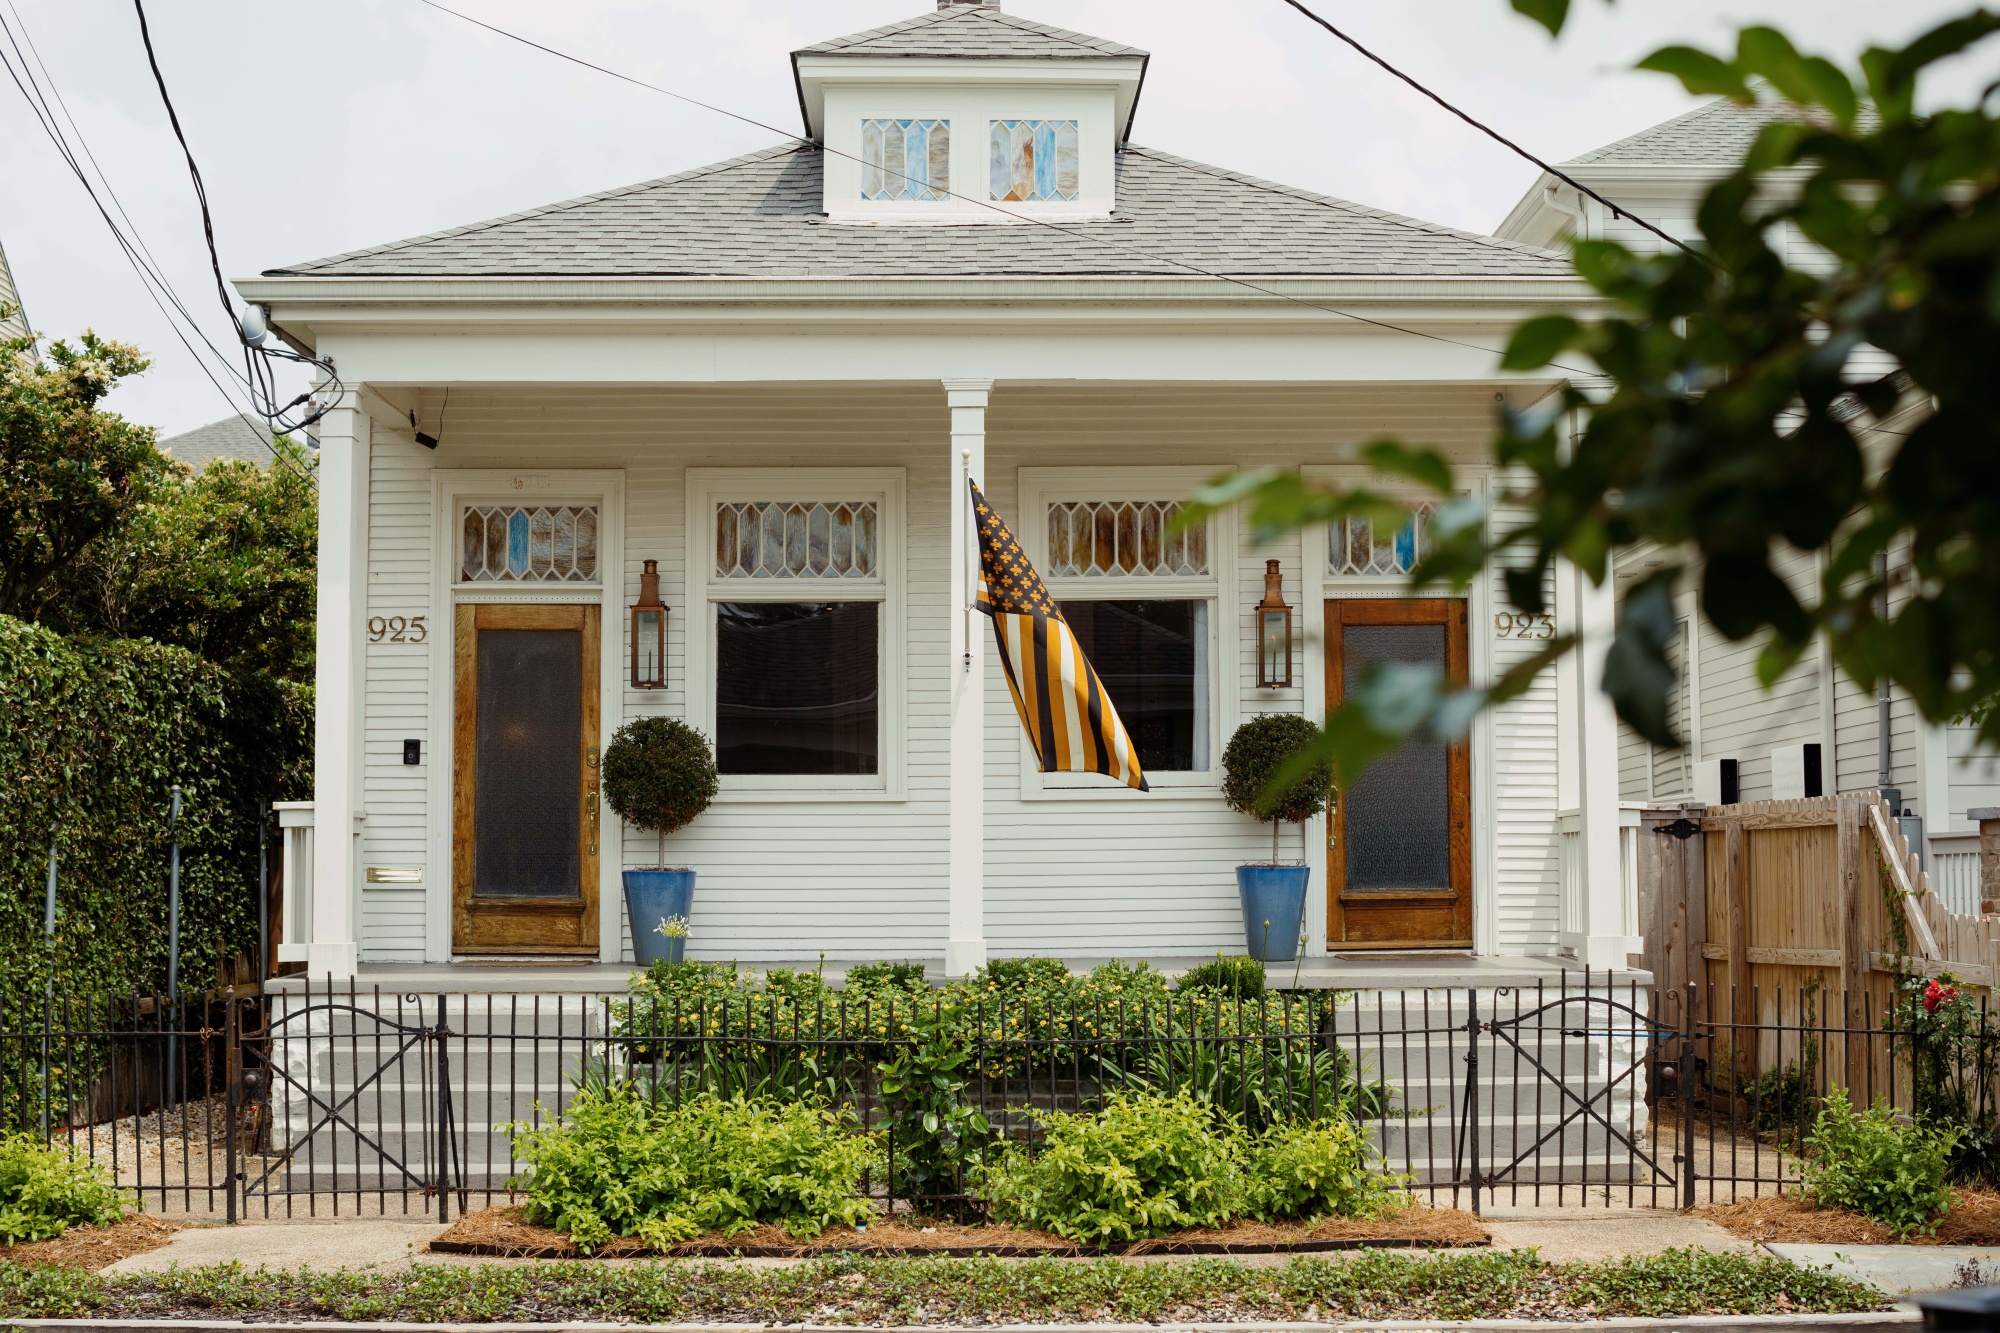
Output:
[261,144,1571,283]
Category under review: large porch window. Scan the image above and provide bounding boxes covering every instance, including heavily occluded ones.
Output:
[687,470,905,798]
[1021,471,1235,794]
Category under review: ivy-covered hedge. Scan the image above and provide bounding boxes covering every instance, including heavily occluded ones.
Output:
[0,615,310,1021]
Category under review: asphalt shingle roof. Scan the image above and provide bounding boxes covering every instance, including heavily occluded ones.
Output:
[160,413,274,467]
[1565,98,1790,166]
[794,5,1144,61]
[266,144,1569,280]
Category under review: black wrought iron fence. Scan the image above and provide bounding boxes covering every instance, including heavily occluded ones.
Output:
[7,972,1985,1223]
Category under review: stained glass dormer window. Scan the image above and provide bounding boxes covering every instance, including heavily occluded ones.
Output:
[461,505,599,582]
[861,120,950,201]
[1329,502,1440,577]
[991,120,1079,202]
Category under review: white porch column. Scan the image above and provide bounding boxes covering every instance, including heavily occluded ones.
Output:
[1559,554,1635,971]
[309,395,367,976]
[944,379,992,978]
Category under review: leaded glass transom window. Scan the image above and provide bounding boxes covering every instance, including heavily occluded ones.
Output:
[716,502,879,579]
[861,120,950,201]
[1328,502,1440,577]
[1047,501,1208,578]
[990,120,1079,201]
[460,505,599,582]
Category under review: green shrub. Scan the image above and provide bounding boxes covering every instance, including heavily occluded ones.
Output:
[844,961,930,997]
[1243,1118,1403,1222]
[1800,1088,1957,1236]
[0,1133,133,1242]
[1221,714,1331,834]
[981,1092,1243,1242]
[509,1087,877,1251]
[1175,955,1266,999]
[600,717,718,866]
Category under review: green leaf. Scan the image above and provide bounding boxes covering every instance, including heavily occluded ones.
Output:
[1501,315,1581,371]
[1509,0,1569,36]
[1358,440,1455,493]
[1605,570,1683,747]
[1636,45,1749,98]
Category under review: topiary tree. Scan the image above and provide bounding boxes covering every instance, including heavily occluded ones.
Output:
[600,717,718,868]
[1221,714,1332,864]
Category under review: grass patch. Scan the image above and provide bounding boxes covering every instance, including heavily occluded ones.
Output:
[0,1248,1885,1324]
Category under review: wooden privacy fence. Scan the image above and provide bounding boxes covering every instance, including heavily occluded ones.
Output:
[1637,792,1999,1093]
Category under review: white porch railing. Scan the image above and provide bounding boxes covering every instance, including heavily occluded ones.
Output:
[1933,834,1984,917]
[274,801,315,963]
[1556,804,1644,958]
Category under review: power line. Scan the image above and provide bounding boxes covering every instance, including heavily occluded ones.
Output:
[0,14,269,430]
[125,0,332,472]
[410,0,1594,374]
[1275,0,1706,263]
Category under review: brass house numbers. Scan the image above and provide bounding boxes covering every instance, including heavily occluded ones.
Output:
[367,615,429,643]
[1494,612,1555,640]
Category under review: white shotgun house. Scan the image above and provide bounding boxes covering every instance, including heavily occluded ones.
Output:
[1499,100,2000,917]
[241,0,1960,984]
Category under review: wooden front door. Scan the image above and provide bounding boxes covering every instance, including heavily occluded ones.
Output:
[453,603,601,955]
[1325,598,1472,949]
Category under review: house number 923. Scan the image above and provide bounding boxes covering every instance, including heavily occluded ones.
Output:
[1494,612,1555,640]
[367,615,428,643]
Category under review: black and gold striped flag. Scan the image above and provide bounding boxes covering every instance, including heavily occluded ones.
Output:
[970,480,1148,792]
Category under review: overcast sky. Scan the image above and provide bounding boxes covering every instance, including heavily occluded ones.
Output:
[2,0,1991,437]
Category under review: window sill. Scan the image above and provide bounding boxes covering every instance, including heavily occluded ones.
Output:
[1019,776,1220,803]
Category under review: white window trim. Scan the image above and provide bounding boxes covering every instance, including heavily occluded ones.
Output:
[428,469,627,963]
[685,468,906,802]
[1016,467,1238,800]
[1301,465,1496,953]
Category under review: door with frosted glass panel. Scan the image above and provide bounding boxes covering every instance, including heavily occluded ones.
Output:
[1325,599,1472,948]
[452,603,601,955]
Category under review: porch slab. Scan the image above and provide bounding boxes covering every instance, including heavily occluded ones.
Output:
[268,955,1647,996]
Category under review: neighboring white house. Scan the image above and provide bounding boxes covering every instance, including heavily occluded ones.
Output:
[0,235,29,343]
[1498,99,1999,917]
[241,0,1839,980]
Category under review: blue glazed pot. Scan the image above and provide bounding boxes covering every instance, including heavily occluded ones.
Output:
[623,869,695,966]
[1236,864,1310,961]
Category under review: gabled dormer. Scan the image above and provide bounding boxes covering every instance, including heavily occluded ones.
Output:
[792,0,1148,223]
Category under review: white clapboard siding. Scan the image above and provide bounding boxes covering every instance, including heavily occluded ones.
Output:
[1486,492,1561,954]
[1686,547,1825,803]
[361,431,435,961]
[357,383,1550,963]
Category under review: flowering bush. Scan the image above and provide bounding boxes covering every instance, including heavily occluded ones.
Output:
[1890,970,2000,1185]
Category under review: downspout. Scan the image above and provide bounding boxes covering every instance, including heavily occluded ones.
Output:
[1877,552,1896,812]
[1544,182,1588,245]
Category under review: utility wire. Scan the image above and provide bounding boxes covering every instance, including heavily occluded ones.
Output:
[127,0,335,466]
[0,17,269,430]
[410,0,1594,374]
[1275,0,1706,262]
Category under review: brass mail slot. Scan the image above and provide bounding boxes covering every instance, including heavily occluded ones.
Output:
[366,867,423,885]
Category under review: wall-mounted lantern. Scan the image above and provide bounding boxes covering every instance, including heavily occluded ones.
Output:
[631,559,668,689]
[1256,559,1293,689]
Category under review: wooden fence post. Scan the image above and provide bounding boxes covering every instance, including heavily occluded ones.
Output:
[1724,820,1752,1069]
[1837,797,1870,1095]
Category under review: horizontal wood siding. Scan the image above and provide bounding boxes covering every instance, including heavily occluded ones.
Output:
[1487,493,1561,953]
[356,384,1557,962]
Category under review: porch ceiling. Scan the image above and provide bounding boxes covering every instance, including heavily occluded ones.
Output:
[369,380,1535,468]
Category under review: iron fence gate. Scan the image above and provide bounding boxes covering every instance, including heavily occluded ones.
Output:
[11,973,1971,1219]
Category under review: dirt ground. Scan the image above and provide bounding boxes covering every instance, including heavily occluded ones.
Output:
[429,1202,1489,1258]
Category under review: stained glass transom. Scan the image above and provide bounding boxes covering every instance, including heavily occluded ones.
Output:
[861,119,950,201]
[1047,501,1208,578]
[460,505,599,582]
[990,120,1079,201]
[1329,502,1440,577]
[716,502,878,578]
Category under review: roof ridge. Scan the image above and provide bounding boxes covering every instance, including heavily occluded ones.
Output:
[794,5,1143,59]
[265,143,813,275]
[1562,98,1747,166]
[1124,145,1567,263]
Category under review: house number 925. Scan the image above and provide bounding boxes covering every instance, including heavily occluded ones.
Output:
[367,615,428,643]
[1494,612,1555,640]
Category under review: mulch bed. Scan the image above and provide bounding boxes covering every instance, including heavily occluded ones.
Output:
[1701,1190,2000,1245]
[429,1203,1489,1258]
[0,1214,182,1270]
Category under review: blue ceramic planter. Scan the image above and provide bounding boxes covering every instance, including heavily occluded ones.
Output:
[1236,864,1310,961]
[623,869,695,966]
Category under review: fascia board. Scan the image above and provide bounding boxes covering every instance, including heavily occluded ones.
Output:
[792,54,1144,142]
